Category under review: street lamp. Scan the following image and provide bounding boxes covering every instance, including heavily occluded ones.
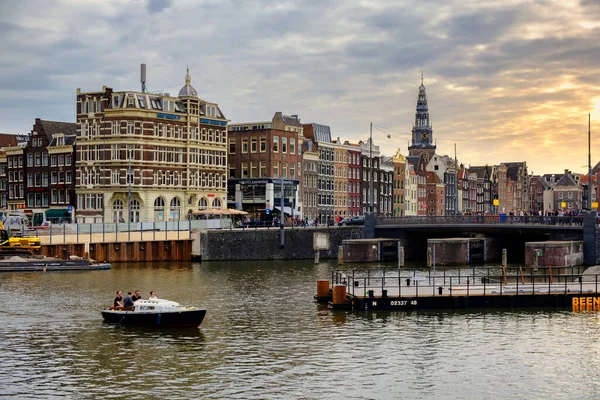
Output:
[369,122,373,214]
[278,140,284,248]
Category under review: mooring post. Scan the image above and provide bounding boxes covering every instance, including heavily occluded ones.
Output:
[398,244,404,268]
[314,250,320,264]
[427,247,432,268]
[338,245,343,265]
[502,248,507,267]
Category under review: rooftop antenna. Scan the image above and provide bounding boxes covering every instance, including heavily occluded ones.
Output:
[141,63,147,93]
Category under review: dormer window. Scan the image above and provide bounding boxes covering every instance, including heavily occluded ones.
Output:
[127,95,135,107]
[57,136,64,146]
[137,95,146,109]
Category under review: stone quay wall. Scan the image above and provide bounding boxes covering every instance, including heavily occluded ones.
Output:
[198,227,364,261]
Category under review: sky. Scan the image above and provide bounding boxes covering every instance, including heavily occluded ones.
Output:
[1,0,599,175]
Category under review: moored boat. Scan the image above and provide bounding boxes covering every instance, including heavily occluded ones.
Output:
[101,299,206,328]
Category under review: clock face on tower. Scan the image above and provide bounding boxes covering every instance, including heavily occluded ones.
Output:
[421,132,429,140]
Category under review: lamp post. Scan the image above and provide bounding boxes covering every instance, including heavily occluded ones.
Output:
[369,122,373,214]
[279,140,284,248]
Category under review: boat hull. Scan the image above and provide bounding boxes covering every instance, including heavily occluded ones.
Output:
[102,308,206,328]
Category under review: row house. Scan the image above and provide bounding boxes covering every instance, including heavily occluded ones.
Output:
[404,163,418,215]
[359,138,381,215]
[2,120,76,221]
[331,138,353,222]
[302,139,319,222]
[426,154,457,215]
[468,165,494,214]
[425,172,445,216]
[496,162,528,214]
[380,156,394,217]
[228,112,303,219]
[552,173,582,210]
[75,68,228,223]
[304,123,334,223]
[392,149,406,216]
[347,143,361,218]
[0,134,21,209]
[407,154,428,215]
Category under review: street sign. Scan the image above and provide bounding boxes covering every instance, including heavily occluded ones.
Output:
[560,202,566,208]
[265,208,270,214]
[593,201,599,208]
[68,205,73,212]
[535,249,542,256]
[493,199,499,206]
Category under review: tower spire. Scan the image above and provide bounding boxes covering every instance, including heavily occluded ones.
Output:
[421,69,423,86]
[185,65,191,85]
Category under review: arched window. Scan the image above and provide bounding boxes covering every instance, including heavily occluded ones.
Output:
[130,199,140,223]
[170,197,181,221]
[212,198,221,208]
[113,199,123,222]
[198,198,208,210]
[154,197,165,222]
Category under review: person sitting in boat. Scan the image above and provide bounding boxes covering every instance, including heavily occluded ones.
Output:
[149,291,158,300]
[123,292,134,307]
[113,291,123,308]
[131,290,142,302]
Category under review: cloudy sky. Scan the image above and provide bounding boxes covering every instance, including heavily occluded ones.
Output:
[1,0,599,174]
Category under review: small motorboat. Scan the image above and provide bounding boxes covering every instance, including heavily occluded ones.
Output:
[101,299,206,328]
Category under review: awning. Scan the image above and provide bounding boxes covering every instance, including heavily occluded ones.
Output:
[46,209,70,218]
[274,206,301,216]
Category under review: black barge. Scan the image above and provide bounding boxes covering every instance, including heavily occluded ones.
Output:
[316,266,600,312]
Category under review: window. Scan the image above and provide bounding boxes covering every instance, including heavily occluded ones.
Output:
[250,162,257,178]
[251,137,257,153]
[242,138,248,154]
[229,139,236,154]
[112,121,120,135]
[127,121,135,134]
[260,162,266,177]
[241,162,249,178]
[273,136,279,152]
[290,138,296,155]
[42,153,48,166]
[282,137,287,153]
[260,137,266,152]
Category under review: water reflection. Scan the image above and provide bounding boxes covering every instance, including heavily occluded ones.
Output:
[2,260,600,399]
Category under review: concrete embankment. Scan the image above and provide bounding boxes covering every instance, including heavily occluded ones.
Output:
[196,226,364,261]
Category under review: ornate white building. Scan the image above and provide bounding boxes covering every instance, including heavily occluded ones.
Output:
[75,68,228,222]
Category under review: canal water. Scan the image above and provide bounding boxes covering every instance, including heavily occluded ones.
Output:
[1,260,600,399]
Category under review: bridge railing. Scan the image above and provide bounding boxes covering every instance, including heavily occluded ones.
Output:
[376,215,585,226]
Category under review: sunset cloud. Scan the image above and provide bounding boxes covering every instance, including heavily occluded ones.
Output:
[0,0,598,174]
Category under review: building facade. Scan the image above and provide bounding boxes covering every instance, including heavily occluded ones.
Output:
[75,69,228,223]
[228,112,303,219]
[302,139,319,222]
[303,123,334,223]
[392,149,406,216]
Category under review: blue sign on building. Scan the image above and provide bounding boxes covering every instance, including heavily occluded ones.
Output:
[157,113,181,120]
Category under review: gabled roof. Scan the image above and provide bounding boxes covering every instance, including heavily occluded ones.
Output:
[0,133,19,148]
[554,174,578,187]
[468,166,490,180]
[406,156,423,172]
[426,171,442,184]
[38,120,77,139]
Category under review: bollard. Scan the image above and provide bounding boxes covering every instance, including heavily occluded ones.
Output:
[337,245,344,265]
[316,280,330,298]
[332,284,347,305]
[502,248,507,267]
[427,247,432,268]
[314,250,320,264]
[398,244,404,268]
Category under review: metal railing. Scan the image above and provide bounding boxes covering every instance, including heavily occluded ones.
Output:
[331,266,596,298]
[377,215,585,226]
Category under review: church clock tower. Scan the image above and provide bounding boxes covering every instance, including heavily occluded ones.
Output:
[408,73,436,163]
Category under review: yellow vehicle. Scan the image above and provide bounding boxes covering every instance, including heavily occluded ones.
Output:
[0,220,41,250]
